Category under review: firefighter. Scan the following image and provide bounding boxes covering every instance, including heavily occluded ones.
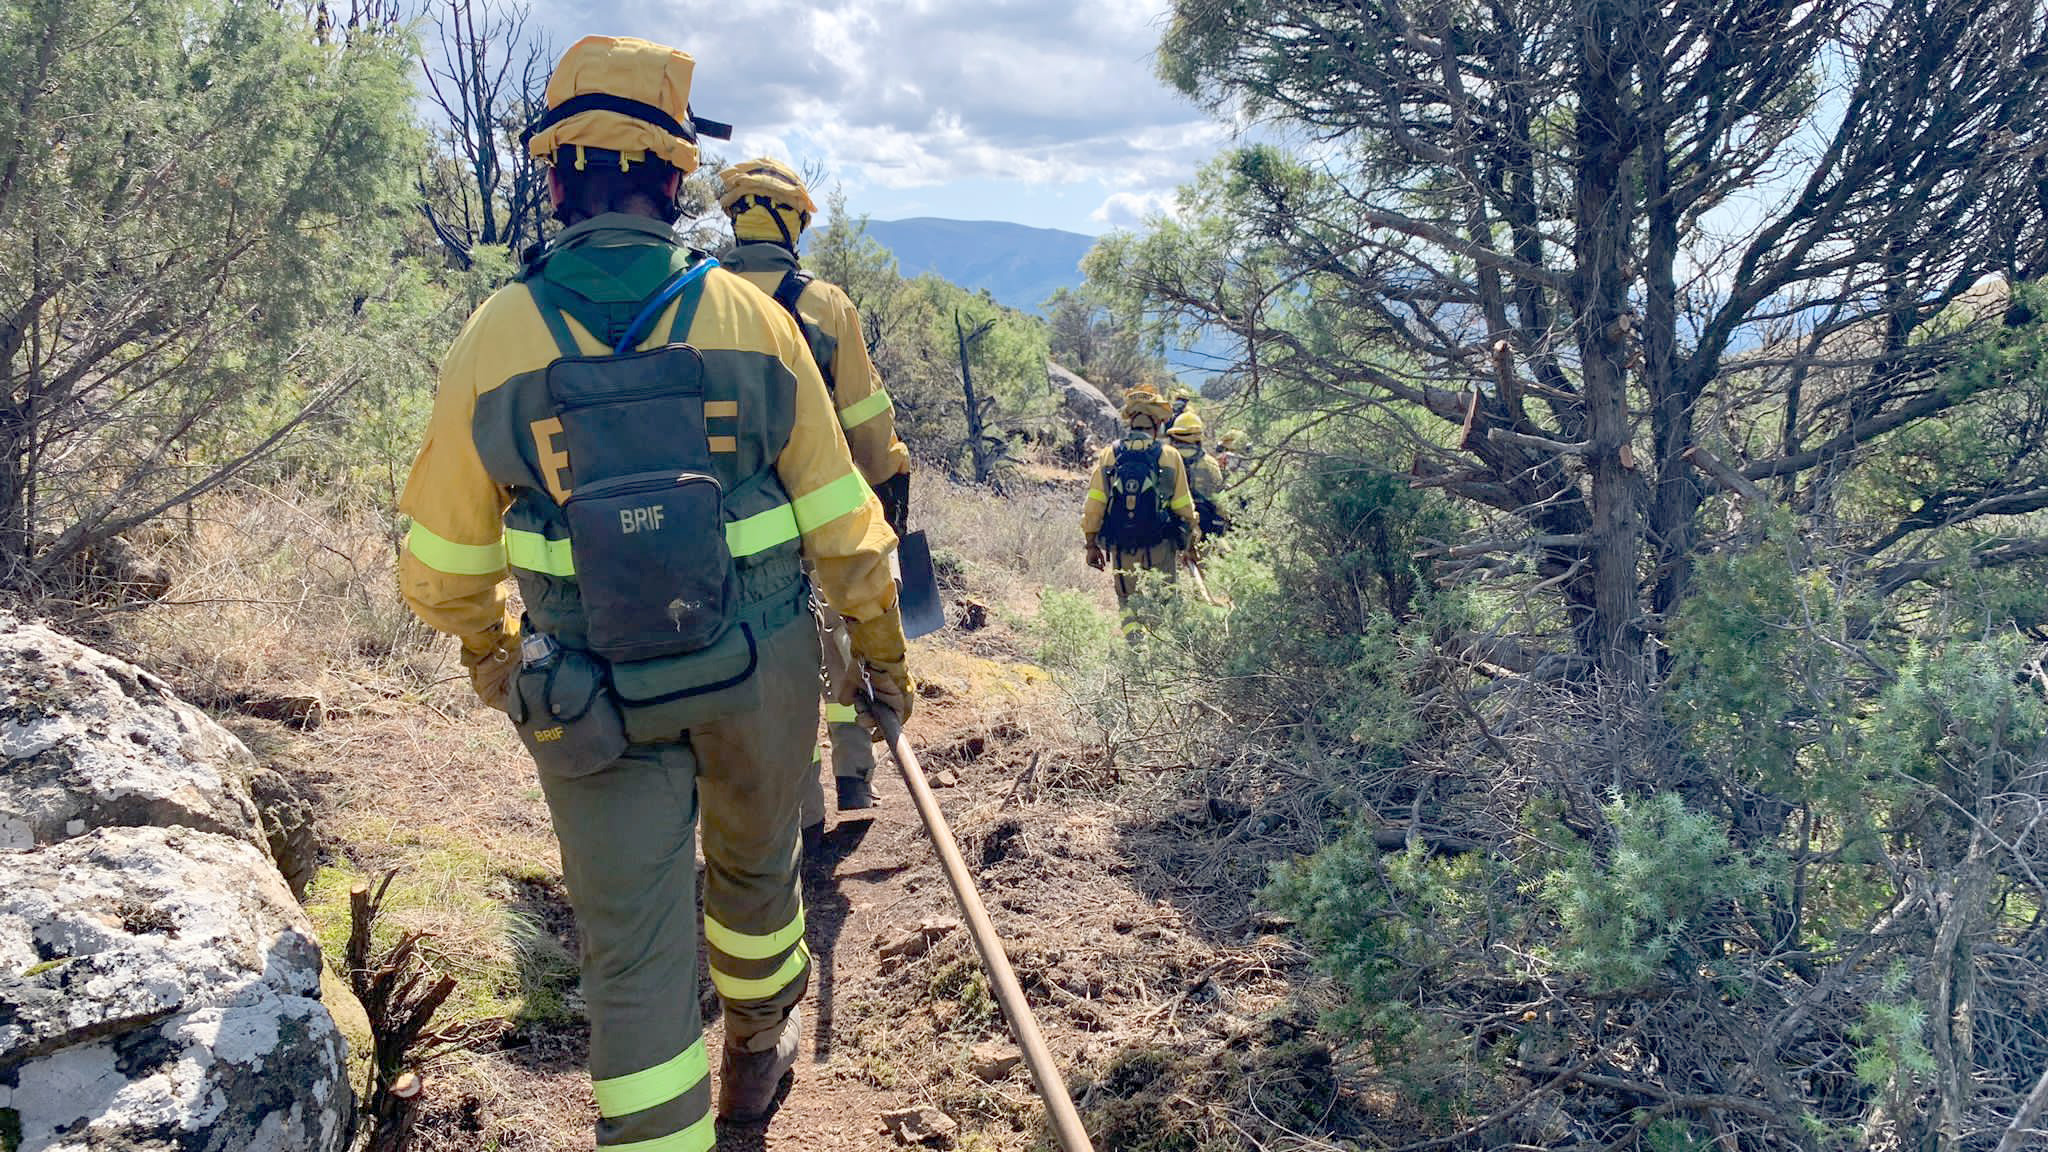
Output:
[714,157,910,848]
[1168,409,1231,547]
[1215,428,1247,477]
[1082,386,1199,609]
[398,36,911,1137]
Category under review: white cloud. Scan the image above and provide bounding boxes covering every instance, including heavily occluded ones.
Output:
[1091,188,1176,228]
[529,0,1219,207]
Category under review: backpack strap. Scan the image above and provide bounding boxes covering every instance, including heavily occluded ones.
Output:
[525,256,718,360]
[526,278,587,360]
[771,269,836,392]
[771,268,812,320]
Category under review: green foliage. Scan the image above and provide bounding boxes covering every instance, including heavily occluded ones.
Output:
[1663,515,1857,804]
[926,957,997,1035]
[1026,587,1118,670]
[1866,634,2048,819]
[0,0,426,580]
[1851,965,1936,1114]
[1043,286,1173,396]
[1540,794,1762,993]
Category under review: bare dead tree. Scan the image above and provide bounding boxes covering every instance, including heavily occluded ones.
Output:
[955,309,1004,484]
[418,0,550,266]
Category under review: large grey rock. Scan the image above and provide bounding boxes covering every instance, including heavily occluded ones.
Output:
[0,825,350,1151]
[1048,361,1122,442]
[248,766,321,902]
[0,618,265,854]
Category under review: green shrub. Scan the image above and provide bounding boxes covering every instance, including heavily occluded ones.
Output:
[1540,793,1764,993]
[1027,588,1118,670]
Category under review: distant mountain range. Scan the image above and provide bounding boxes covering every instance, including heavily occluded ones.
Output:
[856,216,1231,379]
[860,217,1097,315]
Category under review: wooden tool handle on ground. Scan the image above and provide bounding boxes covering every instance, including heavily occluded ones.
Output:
[872,705,1096,1152]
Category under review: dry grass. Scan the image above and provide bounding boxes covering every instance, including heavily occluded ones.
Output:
[77,481,453,712]
[916,469,1105,622]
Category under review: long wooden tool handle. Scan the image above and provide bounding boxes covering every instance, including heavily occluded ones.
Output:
[872,706,1096,1152]
[1186,559,1217,606]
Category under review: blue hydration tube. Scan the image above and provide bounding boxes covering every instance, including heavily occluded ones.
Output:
[614,257,720,355]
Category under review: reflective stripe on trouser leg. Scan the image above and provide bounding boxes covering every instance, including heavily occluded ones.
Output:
[533,741,714,1150]
[693,616,821,1043]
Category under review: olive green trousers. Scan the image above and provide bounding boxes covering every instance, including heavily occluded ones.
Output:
[1111,540,1181,608]
[535,617,818,1149]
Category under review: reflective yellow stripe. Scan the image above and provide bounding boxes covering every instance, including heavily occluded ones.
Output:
[826,702,859,725]
[500,497,829,570]
[1085,488,1106,505]
[792,471,871,534]
[1170,494,1195,512]
[812,743,823,764]
[592,1039,708,1118]
[725,503,799,557]
[705,906,806,961]
[605,1113,716,1152]
[704,401,739,418]
[838,388,892,429]
[406,523,505,576]
[504,529,576,577]
[709,943,811,1000]
[708,436,738,452]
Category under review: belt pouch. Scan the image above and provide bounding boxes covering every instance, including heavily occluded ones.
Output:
[510,648,629,777]
[610,622,763,743]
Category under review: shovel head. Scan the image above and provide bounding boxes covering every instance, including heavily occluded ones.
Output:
[897,529,946,639]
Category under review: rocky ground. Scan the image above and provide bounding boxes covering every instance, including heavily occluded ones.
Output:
[0,618,356,1152]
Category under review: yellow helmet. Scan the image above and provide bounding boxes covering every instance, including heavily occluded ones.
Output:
[522,36,731,175]
[1168,410,1205,443]
[1122,387,1172,425]
[718,157,817,244]
[1219,428,1247,451]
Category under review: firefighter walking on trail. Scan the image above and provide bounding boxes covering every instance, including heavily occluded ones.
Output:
[1082,386,1199,611]
[397,35,911,1141]
[715,157,910,849]
[1168,409,1231,551]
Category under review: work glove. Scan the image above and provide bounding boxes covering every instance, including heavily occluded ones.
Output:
[875,470,911,541]
[841,607,914,735]
[460,628,520,714]
[1085,536,1106,570]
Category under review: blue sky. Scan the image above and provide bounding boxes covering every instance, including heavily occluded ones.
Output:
[527,0,1228,235]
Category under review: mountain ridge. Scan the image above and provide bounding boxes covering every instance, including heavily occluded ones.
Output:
[859,216,1097,315]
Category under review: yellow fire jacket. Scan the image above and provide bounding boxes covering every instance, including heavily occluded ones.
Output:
[399,248,898,659]
[722,242,910,487]
[1082,433,1199,544]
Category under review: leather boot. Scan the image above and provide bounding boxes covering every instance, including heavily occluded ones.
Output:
[717,1006,800,1121]
[835,774,874,811]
